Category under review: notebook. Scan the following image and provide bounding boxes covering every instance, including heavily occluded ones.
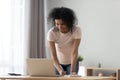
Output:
[26,58,57,77]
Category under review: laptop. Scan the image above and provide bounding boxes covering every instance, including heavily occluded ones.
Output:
[26,58,57,77]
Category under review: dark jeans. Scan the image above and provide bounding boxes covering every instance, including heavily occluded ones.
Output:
[55,60,79,75]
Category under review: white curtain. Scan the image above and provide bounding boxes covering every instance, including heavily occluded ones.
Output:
[0,0,29,75]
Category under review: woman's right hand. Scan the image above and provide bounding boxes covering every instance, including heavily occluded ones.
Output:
[59,70,66,75]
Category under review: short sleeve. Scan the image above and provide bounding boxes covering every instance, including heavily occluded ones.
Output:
[73,27,82,39]
[47,29,56,41]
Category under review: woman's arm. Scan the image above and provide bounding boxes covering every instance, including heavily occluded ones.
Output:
[70,39,81,74]
[48,41,66,75]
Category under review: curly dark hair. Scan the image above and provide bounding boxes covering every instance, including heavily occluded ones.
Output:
[48,7,78,32]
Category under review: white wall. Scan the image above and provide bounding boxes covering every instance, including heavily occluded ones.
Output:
[45,0,120,68]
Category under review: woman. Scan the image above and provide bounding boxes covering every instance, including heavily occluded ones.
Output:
[47,7,82,75]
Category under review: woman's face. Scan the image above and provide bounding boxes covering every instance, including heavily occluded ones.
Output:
[55,19,69,33]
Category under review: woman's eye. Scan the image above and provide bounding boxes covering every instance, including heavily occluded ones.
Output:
[56,24,59,26]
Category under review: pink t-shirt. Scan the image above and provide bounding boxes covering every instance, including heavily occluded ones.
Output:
[47,26,82,64]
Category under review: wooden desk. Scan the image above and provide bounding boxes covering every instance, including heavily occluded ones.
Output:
[0,76,114,80]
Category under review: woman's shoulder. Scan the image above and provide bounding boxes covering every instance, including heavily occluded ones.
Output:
[48,27,59,32]
[72,25,81,32]
[47,27,59,36]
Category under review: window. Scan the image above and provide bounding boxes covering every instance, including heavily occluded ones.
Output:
[0,0,26,75]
